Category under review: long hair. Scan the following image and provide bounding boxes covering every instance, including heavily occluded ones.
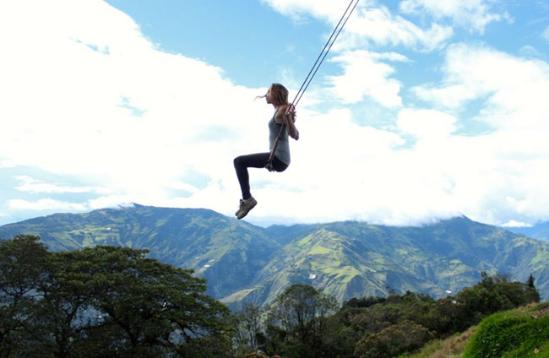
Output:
[271,83,299,140]
[270,83,289,106]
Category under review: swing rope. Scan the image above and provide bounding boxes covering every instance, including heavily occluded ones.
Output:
[267,0,361,170]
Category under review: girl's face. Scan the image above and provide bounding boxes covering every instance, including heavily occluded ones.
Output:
[265,87,273,104]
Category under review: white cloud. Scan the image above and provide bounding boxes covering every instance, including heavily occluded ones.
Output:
[0,0,269,215]
[262,0,453,51]
[0,159,16,168]
[399,0,508,33]
[327,50,405,107]
[8,199,88,212]
[1,1,549,228]
[397,108,457,139]
[15,176,105,194]
[260,0,353,22]
[88,195,135,210]
[405,44,549,225]
[412,44,549,130]
[501,220,530,228]
[336,6,453,51]
[253,43,549,227]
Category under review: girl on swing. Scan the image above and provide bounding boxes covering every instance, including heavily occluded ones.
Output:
[233,83,299,220]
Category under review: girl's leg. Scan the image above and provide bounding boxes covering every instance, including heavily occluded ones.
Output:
[233,153,270,199]
[271,156,288,172]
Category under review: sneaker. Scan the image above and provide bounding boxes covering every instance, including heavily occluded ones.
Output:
[235,199,245,216]
[236,197,257,220]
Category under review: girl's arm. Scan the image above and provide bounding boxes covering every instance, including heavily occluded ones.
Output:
[275,104,299,140]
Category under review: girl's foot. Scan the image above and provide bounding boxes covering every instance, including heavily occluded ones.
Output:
[236,197,257,220]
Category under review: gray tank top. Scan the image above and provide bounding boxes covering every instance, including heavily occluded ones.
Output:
[269,111,291,165]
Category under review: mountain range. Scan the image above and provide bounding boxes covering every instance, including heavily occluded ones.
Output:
[0,204,547,308]
[506,221,549,241]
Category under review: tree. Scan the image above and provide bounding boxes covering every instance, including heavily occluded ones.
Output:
[63,246,234,357]
[0,235,51,358]
[266,284,337,357]
[354,320,432,358]
[235,302,264,353]
[0,236,235,357]
[527,274,535,288]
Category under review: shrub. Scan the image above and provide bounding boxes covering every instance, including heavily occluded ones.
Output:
[354,320,432,358]
[463,305,549,358]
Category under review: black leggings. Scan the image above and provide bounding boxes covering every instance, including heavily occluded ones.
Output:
[234,153,288,199]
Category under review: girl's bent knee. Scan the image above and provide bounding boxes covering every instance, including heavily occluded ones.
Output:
[233,156,242,168]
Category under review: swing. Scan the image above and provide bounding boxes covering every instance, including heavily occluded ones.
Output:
[266,0,361,172]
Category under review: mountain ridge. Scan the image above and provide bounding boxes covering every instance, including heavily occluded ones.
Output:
[505,220,549,241]
[1,204,547,307]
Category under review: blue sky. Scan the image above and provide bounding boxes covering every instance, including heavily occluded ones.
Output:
[0,0,548,227]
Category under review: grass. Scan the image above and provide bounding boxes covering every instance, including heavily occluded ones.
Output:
[404,326,476,358]
[309,244,332,255]
[404,303,549,358]
[462,303,549,358]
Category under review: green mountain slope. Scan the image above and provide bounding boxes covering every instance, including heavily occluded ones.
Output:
[225,218,549,308]
[1,206,547,307]
[0,204,280,298]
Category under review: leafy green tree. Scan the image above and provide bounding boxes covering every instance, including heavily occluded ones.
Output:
[265,284,337,357]
[320,309,365,358]
[344,296,386,309]
[234,302,264,354]
[0,235,51,357]
[0,236,234,357]
[2,236,543,358]
[527,274,535,288]
[268,284,337,341]
[66,246,233,357]
[455,273,540,329]
[323,276,541,357]
[354,320,432,358]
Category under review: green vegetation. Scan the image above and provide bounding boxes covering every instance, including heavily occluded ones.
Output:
[463,303,549,358]
[234,272,543,357]
[2,207,548,307]
[404,326,477,358]
[1,233,547,357]
[408,303,549,358]
[0,235,233,357]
